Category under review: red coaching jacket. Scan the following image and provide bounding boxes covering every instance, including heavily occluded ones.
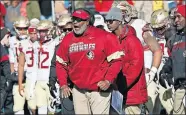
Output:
[119,25,148,105]
[0,3,6,27]
[56,26,122,91]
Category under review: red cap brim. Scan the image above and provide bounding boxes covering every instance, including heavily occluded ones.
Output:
[72,9,90,20]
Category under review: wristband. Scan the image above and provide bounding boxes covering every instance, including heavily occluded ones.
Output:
[151,66,158,74]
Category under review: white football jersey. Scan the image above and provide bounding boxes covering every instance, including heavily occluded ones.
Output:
[21,39,40,81]
[54,33,65,46]
[37,39,56,81]
[156,38,169,80]
[131,19,153,69]
[9,36,27,72]
[157,38,169,59]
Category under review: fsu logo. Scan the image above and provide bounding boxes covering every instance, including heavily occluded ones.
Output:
[86,50,94,60]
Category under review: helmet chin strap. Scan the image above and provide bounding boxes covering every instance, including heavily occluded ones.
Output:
[124,15,132,23]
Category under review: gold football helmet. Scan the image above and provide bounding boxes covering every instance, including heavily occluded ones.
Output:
[13,16,29,28]
[150,9,169,29]
[37,20,54,41]
[13,16,29,39]
[57,14,72,27]
[112,1,138,22]
[37,20,53,31]
[150,9,171,38]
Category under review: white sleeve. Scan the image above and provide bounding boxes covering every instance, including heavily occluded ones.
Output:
[20,40,26,54]
[9,45,15,63]
[8,36,15,63]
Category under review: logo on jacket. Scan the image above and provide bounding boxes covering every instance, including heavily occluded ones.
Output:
[183,50,186,57]
[86,50,94,60]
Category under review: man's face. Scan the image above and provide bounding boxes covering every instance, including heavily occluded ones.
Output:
[17,27,28,35]
[152,25,167,38]
[106,20,121,32]
[38,30,48,40]
[58,23,73,34]
[29,32,38,42]
[12,0,20,7]
[175,12,186,30]
[72,17,89,35]
[63,23,73,34]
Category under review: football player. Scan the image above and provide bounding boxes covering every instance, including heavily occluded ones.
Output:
[35,20,57,114]
[55,14,73,45]
[8,16,30,114]
[148,9,176,114]
[18,26,40,115]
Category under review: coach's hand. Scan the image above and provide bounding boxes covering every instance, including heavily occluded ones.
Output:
[61,85,72,98]
[97,80,111,91]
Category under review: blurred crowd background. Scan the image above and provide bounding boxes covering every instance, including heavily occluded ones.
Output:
[0,0,185,37]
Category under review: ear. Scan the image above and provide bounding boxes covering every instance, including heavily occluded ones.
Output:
[86,20,90,26]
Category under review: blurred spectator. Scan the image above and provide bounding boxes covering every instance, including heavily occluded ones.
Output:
[1,0,11,8]
[54,1,68,19]
[20,0,41,20]
[0,2,6,27]
[4,0,21,36]
[74,1,85,9]
[94,0,113,12]
[39,0,52,21]
[93,13,109,31]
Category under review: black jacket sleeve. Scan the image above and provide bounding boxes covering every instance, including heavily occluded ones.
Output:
[1,60,11,80]
[49,45,60,85]
[162,57,172,73]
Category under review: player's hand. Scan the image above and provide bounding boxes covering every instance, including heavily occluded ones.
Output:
[19,85,24,97]
[27,83,35,100]
[142,23,152,32]
[146,67,157,86]
[61,85,72,98]
[146,71,156,86]
[97,80,111,91]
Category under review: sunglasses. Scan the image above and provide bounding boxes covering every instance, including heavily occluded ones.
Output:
[16,27,28,30]
[96,25,104,29]
[63,28,73,32]
[105,20,116,24]
[72,17,86,23]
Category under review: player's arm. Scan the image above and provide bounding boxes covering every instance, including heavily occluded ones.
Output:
[10,63,14,73]
[18,52,25,96]
[143,31,162,72]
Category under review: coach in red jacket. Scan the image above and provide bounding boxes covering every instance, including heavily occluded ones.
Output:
[106,7,148,114]
[56,9,123,114]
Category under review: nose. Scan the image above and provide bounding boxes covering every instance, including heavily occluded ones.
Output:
[175,17,179,24]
